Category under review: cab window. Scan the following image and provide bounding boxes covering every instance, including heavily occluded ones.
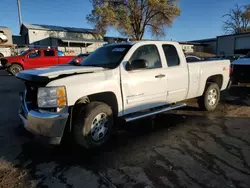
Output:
[28,50,41,58]
[44,50,55,57]
[162,45,180,67]
[130,45,162,69]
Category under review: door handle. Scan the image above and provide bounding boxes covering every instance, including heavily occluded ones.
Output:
[155,74,165,78]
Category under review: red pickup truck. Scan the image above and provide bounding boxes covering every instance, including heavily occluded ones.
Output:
[1,48,75,75]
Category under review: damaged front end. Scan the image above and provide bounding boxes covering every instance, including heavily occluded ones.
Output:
[17,73,69,145]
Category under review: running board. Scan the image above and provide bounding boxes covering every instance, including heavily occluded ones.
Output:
[125,103,186,122]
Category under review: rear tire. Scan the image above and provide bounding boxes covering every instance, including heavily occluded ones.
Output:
[8,64,23,76]
[198,83,220,111]
[73,102,113,149]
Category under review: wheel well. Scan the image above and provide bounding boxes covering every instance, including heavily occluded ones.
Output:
[9,63,24,69]
[74,92,119,116]
[0,53,4,57]
[206,75,223,89]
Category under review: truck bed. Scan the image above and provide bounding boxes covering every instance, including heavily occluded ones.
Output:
[186,60,230,99]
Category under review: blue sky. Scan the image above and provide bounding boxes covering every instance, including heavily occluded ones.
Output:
[0,0,249,41]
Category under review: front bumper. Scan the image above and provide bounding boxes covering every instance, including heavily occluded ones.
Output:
[19,92,69,145]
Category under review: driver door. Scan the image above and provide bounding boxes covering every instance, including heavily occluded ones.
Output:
[24,50,44,69]
[121,44,168,115]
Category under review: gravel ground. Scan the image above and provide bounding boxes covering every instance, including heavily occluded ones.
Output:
[0,70,250,188]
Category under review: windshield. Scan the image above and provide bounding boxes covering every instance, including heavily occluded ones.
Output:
[79,45,132,68]
[20,50,29,56]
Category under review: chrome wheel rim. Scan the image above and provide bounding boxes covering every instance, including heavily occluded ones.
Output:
[91,113,108,142]
[207,89,217,106]
[12,67,21,75]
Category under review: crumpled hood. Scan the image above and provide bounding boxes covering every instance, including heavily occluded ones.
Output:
[16,65,104,82]
[232,58,250,65]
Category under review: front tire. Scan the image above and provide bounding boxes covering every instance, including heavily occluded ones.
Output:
[198,83,220,111]
[73,102,113,149]
[8,64,23,76]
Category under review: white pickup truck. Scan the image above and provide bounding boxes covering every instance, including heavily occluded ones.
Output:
[17,41,230,148]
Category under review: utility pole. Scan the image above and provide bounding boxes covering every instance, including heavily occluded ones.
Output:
[17,0,22,28]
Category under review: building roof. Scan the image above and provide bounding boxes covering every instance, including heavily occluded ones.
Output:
[59,37,106,44]
[217,32,250,38]
[179,41,204,45]
[21,23,98,34]
[188,38,217,43]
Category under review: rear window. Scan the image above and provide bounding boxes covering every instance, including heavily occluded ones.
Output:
[44,50,55,57]
[162,45,180,67]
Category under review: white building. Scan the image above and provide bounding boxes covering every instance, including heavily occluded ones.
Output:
[179,43,194,53]
[20,24,107,54]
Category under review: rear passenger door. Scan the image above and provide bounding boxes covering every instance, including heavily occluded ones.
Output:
[161,44,189,103]
[42,49,58,67]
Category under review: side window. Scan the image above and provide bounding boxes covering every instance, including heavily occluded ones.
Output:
[28,50,41,58]
[162,45,180,67]
[130,45,161,69]
[44,50,55,57]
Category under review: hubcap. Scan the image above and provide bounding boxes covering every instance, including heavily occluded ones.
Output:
[91,113,108,142]
[12,67,21,75]
[207,89,217,106]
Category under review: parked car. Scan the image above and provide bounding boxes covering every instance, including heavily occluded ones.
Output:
[68,53,90,65]
[231,52,250,85]
[1,48,75,75]
[17,41,230,148]
[0,31,8,43]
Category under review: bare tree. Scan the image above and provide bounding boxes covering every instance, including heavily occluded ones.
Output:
[87,0,181,40]
[223,4,250,34]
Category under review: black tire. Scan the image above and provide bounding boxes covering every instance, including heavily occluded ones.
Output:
[73,102,113,149]
[0,53,3,58]
[8,64,23,76]
[227,79,232,89]
[198,83,220,111]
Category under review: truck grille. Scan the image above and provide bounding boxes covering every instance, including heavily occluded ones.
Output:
[25,82,38,110]
[232,65,250,84]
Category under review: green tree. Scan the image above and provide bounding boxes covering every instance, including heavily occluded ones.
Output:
[223,4,250,34]
[87,0,180,40]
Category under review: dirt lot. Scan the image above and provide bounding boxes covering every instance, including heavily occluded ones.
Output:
[0,70,250,188]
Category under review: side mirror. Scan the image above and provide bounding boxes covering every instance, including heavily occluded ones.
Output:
[127,59,147,70]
